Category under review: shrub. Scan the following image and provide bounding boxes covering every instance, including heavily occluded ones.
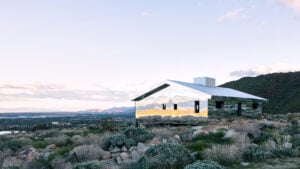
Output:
[27,158,52,169]
[73,161,102,169]
[70,145,103,162]
[48,144,75,161]
[192,130,232,145]
[242,144,273,161]
[0,139,29,152]
[203,144,241,166]
[49,134,71,147]
[138,143,194,169]
[123,127,154,144]
[184,160,226,169]
[50,156,72,169]
[32,140,49,149]
[103,133,127,150]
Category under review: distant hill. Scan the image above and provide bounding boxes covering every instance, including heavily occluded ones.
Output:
[80,107,135,115]
[221,71,300,114]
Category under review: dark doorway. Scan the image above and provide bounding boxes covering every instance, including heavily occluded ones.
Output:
[174,104,177,110]
[194,101,200,113]
[162,104,166,110]
[237,102,242,116]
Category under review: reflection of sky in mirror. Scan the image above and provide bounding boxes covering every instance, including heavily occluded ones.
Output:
[0,0,300,111]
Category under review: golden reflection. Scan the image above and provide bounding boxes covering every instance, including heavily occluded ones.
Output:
[136,109,208,118]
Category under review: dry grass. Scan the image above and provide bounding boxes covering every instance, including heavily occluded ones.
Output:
[203,144,241,166]
[151,128,173,139]
[70,145,103,162]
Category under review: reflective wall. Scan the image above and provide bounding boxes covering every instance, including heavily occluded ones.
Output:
[135,84,211,121]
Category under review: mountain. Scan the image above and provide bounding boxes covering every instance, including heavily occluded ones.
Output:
[221,71,300,114]
[101,107,135,114]
[80,107,134,115]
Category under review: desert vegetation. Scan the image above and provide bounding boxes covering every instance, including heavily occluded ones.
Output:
[0,113,299,169]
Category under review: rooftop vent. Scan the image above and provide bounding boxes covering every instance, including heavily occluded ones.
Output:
[193,77,216,87]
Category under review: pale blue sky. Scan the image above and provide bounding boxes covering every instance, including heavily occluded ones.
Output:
[0,0,299,112]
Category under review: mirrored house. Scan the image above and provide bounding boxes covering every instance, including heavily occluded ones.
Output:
[132,77,267,124]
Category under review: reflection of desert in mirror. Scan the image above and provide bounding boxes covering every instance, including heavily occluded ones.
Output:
[136,109,208,118]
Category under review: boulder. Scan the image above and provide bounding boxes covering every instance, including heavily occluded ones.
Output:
[147,137,160,145]
[130,150,141,161]
[110,147,121,153]
[121,146,128,152]
[101,150,111,160]
[46,144,56,150]
[18,148,39,161]
[191,126,203,130]
[180,133,193,142]
[116,156,122,165]
[129,146,137,152]
[137,142,148,154]
[120,152,129,160]
[174,135,181,141]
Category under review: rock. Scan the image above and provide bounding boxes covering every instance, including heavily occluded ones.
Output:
[46,144,56,150]
[137,142,148,154]
[17,148,40,162]
[111,153,120,157]
[148,137,160,145]
[116,156,122,165]
[162,138,167,143]
[168,127,177,131]
[121,146,128,152]
[120,152,129,160]
[191,126,203,130]
[192,130,203,138]
[129,146,137,152]
[174,135,181,141]
[130,150,141,161]
[180,133,193,142]
[2,157,24,168]
[283,142,293,149]
[101,151,111,160]
[224,129,238,138]
[110,147,121,153]
[168,137,180,144]
[43,152,50,160]
[241,162,250,166]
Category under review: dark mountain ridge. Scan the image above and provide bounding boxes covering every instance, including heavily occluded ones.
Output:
[221,71,300,114]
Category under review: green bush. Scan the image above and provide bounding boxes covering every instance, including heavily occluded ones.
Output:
[103,133,127,150]
[0,139,29,152]
[32,140,49,149]
[48,144,76,161]
[123,127,154,144]
[192,130,232,145]
[137,143,194,169]
[73,161,101,169]
[184,160,225,169]
[27,159,52,169]
[242,144,273,161]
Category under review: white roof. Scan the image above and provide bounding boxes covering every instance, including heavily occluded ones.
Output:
[132,80,267,101]
[170,80,267,101]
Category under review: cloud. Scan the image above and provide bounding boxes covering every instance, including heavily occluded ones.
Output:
[218,7,247,21]
[0,83,132,102]
[141,11,151,16]
[281,0,300,13]
[230,63,300,77]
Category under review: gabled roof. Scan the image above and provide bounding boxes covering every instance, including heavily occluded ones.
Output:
[132,80,268,101]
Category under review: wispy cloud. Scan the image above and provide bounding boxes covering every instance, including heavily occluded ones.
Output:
[0,83,131,102]
[218,7,247,21]
[141,11,151,16]
[230,63,300,77]
[281,0,300,13]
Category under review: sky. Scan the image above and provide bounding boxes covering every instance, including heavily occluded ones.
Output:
[0,0,300,112]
